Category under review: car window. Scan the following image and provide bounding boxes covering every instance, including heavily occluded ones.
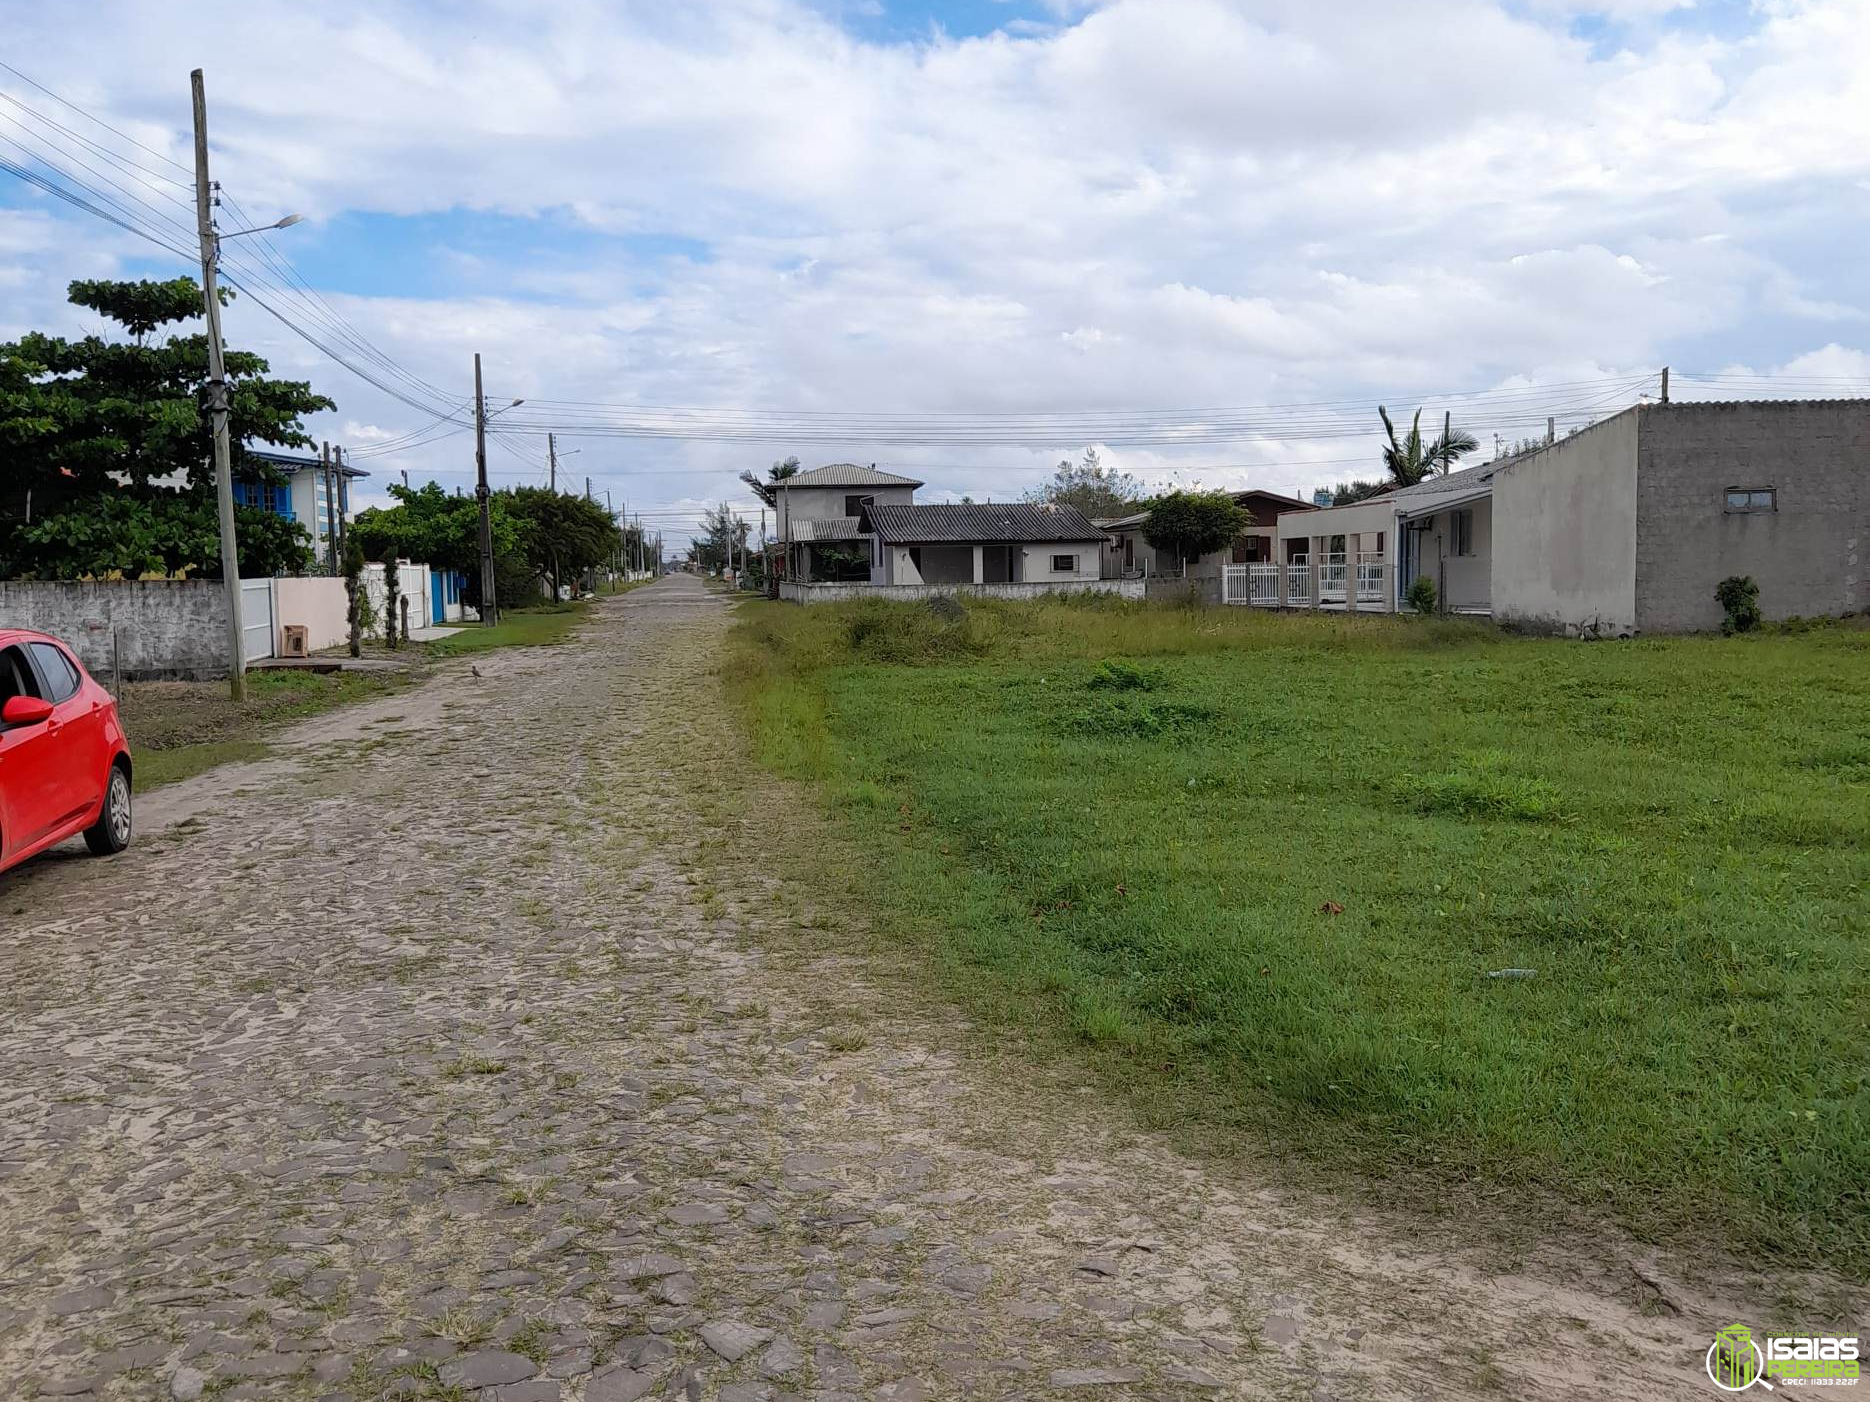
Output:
[28,642,81,703]
[0,646,42,705]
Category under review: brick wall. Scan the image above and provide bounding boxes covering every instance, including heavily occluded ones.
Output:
[1635,402,1868,632]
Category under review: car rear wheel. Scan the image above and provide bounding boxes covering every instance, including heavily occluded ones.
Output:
[84,764,132,856]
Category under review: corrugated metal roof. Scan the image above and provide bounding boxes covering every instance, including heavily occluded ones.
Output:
[792,516,865,542]
[868,502,1107,543]
[778,463,924,489]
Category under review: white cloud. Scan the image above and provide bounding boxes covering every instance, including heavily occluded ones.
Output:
[2,0,1867,540]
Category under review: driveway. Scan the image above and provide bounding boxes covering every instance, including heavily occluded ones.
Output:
[0,575,1838,1401]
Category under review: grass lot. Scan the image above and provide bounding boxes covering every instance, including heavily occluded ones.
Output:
[422,603,585,657]
[121,667,409,789]
[730,596,1870,1267]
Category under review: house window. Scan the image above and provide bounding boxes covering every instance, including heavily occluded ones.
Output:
[1051,553,1076,573]
[1725,487,1776,513]
[844,494,872,519]
[1451,509,1474,557]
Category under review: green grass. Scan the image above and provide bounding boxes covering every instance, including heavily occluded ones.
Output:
[730,596,1870,1268]
[121,668,408,791]
[421,603,585,657]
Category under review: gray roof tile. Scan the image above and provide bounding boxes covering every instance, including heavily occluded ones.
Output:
[868,502,1107,544]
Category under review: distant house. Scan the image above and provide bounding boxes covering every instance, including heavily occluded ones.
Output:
[240,449,370,568]
[1255,399,1869,632]
[1099,488,1318,596]
[776,464,1137,603]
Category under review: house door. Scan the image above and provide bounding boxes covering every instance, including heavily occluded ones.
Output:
[240,579,275,663]
[983,546,1011,584]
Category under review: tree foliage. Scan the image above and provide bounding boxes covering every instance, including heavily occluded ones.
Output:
[1330,479,1391,505]
[1377,406,1478,488]
[1141,490,1250,565]
[739,455,801,508]
[0,277,330,579]
[505,487,621,599]
[689,502,751,573]
[1022,448,1141,520]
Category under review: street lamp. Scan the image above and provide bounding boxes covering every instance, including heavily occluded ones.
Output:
[220,212,304,240]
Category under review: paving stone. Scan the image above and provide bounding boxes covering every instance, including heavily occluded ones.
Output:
[46,1287,115,1316]
[585,1366,657,1402]
[700,1319,776,1362]
[1051,1367,1147,1387]
[169,1368,208,1401]
[438,1350,537,1388]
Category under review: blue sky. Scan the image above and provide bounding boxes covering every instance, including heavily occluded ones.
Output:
[2,0,1867,540]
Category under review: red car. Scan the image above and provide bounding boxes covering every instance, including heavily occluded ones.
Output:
[0,629,134,875]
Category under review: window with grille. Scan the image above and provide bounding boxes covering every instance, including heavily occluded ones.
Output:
[1051,553,1076,573]
[1451,509,1475,557]
[1725,487,1776,513]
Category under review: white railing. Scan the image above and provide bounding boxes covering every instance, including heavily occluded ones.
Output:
[1318,551,1348,602]
[1221,563,1250,605]
[1356,552,1387,606]
[1286,555,1311,605]
[1249,562,1279,605]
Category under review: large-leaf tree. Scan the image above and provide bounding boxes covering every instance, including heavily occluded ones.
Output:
[0,277,331,578]
[1141,490,1251,571]
[1022,448,1142,520]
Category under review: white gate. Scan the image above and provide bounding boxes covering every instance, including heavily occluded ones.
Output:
[1221,563,1251,605]
[239,578,275,663]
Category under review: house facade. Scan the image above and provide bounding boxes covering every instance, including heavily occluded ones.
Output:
[1259,399,1868,632]
[1100,489,1317,597]
[776,464,1139,603]
[239,449,370,570]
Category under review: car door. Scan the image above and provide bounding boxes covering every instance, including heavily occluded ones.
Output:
[27,640,101,827]
[0,643,61,859]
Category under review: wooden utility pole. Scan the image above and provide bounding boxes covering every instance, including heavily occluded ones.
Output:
[1660,366,1670,404]
[474,353,496,626]
[190,68,245,700]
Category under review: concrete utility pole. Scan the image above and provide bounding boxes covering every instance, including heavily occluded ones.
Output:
[191,68,245,700]
[548,432,556,492]
[474,353,496,626]
[1660,366,1670,404]
[1546,416,1556,446]
[321,442,338,572]
[585,476,592,502]
[333,446,349,564]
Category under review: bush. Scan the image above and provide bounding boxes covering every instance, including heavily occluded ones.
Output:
[1405,575,1438,615]
[1086,659,1163,692]
[1715,575,1761,634]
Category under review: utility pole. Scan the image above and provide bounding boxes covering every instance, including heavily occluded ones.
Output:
[333,446,348,564]
[548,432,556,492]
[585,475,592,502]
[191,68,245,700]
[1546,416,1556,446]
[401,468,409,489]
[474,353,496,626]
[322,442,338,572]
[1442,411,1451,474]
[1660,366,1670,404]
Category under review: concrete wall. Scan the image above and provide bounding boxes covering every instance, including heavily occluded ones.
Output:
[1276,499,1396,552]
[1018,543,1101,581]
[1634,401,1869,631]
[915,545,975,584]
[271,576,351,652]
[776,484,915,535]
[1492,411,1639,634]
[780,579,1143,605]
[360,561,434,638]
[0,580,230,681]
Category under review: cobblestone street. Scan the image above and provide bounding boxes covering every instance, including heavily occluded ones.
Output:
[0,577,1846,1402]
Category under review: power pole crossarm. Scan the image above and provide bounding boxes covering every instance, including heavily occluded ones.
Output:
[191,68,245,700]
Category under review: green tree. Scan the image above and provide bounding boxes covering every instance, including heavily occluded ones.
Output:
[503,486,621,600]
[690,502,750,573]
[739,455,802,508]
[382,553,400,649]
[1377,406,1478,488]
[1330,479,1391,505]
[0,277,330,579]
[1141,490,1250,571]
[1023,448,1141,520]
[343,538,364,658]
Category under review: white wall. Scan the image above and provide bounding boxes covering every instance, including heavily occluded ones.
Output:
[776,483,915,534]
[272,576,350,652]
[1492,412,1639,634]
[1019,544,1101,581]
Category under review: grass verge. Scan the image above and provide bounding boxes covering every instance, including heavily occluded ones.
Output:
[727,594,1870,1270]
[120,667,409,791]
[422,603,585,657]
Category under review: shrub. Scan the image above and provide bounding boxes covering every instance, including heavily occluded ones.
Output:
[1086,659,1163,692]
[1405,574,1438,615]
[1715,575,1761,634]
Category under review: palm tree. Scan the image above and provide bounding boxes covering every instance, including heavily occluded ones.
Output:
[739,455,802,507]
[1378,406,1479,488]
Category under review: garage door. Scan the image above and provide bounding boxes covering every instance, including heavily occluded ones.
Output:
[240,579,275,663]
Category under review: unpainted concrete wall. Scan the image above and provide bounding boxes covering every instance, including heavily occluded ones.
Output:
[0,580,230,680]
[1635,402,1869,631]
[1492,412,1639,635]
